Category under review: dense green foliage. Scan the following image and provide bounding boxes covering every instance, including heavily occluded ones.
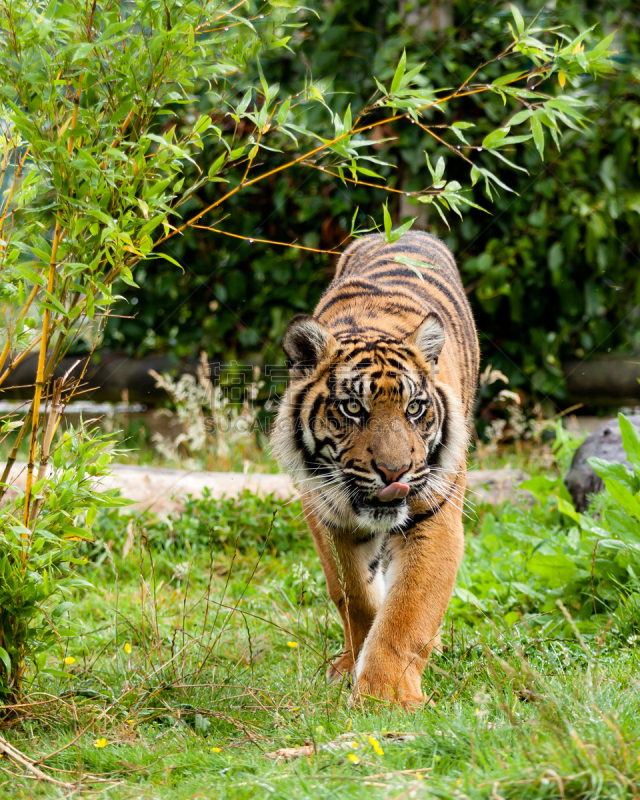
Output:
[0,428,126,696]
[103,0,640,402]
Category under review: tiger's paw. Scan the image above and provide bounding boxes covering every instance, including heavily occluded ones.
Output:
[326,653,355,685]
[351,664,425,711]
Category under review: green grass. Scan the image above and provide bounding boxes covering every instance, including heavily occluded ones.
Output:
[2,485,640,798]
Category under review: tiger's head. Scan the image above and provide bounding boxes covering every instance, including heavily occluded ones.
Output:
[271,313,467,533]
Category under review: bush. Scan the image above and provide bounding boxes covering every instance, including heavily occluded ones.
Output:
[0,427,127,697]
[94,489,309,557]
[456,415,640,633]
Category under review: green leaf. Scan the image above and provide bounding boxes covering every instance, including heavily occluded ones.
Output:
[0,647,11,676]
[237,89,252,115]
[394,254,439,280]
[277,97,291,124]
[257,58,269,99]
[527,552,577,587]
[86,208,113,225]
[382,203,392,241]
[157,252,183,270]
[389,217,415,243]
[482,127,510,149]
[13,263,44,286]
[390,50,407,95]
[601,478,640,523]
[208,153,226,179]
[530,114,544,158]
[557,497,581,524]
[44,293,67,315]
[619,414,640,474]
[478,168,516,194]
[193,114,211,135]
[344,104,352,133]
[510,108,533,126]
[489,148,529,173]
[510,4,525,34]
[72,42,94,62]
[493,71,526,87]
[589,457,637,491]
[590,32,616,60]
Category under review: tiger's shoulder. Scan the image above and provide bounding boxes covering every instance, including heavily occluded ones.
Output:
[334,231,459,282]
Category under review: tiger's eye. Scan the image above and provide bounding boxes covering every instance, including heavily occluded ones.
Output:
[407,400,422,415]
[345,399,362,415]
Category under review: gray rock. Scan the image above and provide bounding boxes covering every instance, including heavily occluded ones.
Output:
[564,415,640,511]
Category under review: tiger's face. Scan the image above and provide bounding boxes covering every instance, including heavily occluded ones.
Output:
[272,313,466,533]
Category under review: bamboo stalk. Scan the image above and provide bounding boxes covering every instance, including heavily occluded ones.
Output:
[0,319,73,505]
[29,378,64,523]
[22,220,62,528]
[21,77,82,528]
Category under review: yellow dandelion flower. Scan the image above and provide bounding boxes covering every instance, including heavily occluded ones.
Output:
[347,754,360,764]
[125,719,136,727]
[94,738,107,749]
[124,643,132,654]
[416,772,424,780]
[64,656,75,666]
[368,736,384,756]
[457,779,462,786]
[350,741,358,748]
[286,641,298,648]
[211,747,221,753]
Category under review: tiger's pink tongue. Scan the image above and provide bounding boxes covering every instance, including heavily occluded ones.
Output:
[377,482,410,501]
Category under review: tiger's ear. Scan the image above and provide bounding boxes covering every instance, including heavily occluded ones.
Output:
[282,315,337,375]
[405,312,446,363]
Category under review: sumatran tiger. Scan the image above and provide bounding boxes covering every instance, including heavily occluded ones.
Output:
[271,230,479,709]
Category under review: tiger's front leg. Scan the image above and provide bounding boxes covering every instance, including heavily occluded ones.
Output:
[353,500,465,709]
[303,498,385,681]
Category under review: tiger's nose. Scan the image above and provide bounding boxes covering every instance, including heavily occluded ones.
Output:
[375,461,410,484]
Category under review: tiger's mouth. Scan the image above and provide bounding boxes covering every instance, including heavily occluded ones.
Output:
[359,494,408,511]
[351,483,415,511]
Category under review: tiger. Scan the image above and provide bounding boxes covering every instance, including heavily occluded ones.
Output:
[271,230,479,709]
